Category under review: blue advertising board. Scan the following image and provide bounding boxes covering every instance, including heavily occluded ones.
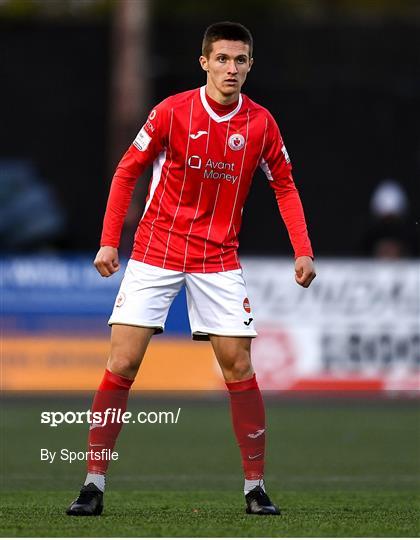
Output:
[1,255,190,335]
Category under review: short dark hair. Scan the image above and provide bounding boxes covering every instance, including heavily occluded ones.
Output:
[202,21,253,58]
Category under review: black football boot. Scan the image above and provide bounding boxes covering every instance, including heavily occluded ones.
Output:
[245,486,280,515]
[66,483,104,516]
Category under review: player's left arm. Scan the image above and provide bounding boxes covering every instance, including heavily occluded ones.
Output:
[260,112,316,288]
[294,255,316,288]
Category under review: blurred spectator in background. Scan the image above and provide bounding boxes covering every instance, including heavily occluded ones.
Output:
[0,160,65,251]
[363,179,419,259]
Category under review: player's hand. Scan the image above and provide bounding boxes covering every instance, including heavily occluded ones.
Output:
[294,256,316,288]
[94,246,120,277]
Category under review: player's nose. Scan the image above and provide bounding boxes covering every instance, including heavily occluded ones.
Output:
[226,60,238,74]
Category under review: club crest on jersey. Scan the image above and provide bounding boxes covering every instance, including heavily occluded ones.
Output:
[228,133,245,151]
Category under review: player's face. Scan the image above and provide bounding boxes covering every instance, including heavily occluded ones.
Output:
[200,40,253,104]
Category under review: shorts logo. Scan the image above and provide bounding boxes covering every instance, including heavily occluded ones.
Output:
[228,133,245,151]
[148,109,157,120]
[116,292,126,307]
[243,297,251,313]
[188,155,202,169]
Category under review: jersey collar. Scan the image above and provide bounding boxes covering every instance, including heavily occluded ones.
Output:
[200,86,243,123]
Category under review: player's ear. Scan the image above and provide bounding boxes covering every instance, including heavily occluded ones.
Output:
[248,57,254,72]
[199,55,209,72]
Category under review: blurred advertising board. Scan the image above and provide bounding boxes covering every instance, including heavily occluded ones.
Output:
[243,258,420,392]
[1,255,220,391]
[1,256,419,392]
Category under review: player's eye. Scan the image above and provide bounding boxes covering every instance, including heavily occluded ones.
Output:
[217,56,227,62]
[237,57,247,64]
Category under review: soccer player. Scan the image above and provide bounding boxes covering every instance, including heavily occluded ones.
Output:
[67,21,315,517]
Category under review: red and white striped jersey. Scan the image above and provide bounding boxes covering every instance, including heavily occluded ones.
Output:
[101,86,313,272]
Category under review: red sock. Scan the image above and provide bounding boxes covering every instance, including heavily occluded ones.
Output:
[226,374,265,480]
[87,369,134,474]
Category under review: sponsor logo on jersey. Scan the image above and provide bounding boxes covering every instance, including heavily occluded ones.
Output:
[190,130,208,140]
[203,158,237,183]
[188,155,202,169]
[243,297,251,313]
[281,144,290,163]
[115,292,126,307]
[133,126,152,152]
[228,133,245,151]
[148,109,157,120]
[146,119,155,133]
[243,317,253,326]
[188,155,239,183]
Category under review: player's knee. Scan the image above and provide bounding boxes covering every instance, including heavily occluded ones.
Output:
[107,353,140,378]
[224,352,253,381]
[231,359,253,380]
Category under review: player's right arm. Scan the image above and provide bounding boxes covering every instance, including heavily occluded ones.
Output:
[94,101,170,277]
[94,246,120,277]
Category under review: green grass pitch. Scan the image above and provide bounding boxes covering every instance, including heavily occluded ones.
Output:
[1,394,419,537]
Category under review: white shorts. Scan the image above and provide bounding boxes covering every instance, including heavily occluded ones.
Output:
[108,260,257,340]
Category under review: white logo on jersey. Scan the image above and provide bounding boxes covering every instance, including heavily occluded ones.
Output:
[190,130,208,140]
[188,155,202,169]
[281,144,291,163]
[203,158,237,183]
[228,133,245,151]
[146,119,155,133]
[133,126,152,152]
[148,109,157,120]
